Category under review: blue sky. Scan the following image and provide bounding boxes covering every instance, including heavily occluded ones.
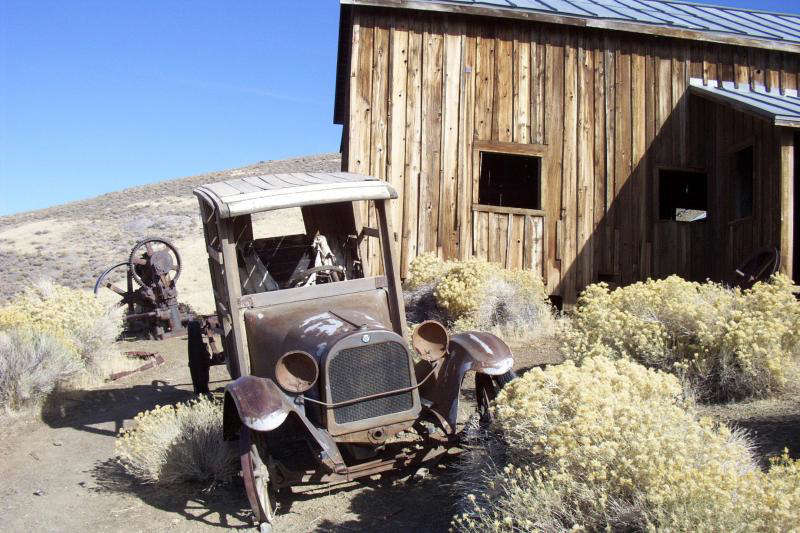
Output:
[1,0,798,216]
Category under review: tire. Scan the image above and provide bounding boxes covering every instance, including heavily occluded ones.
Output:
[187,320,210,395]
[240,427,277,528]
[475,370,517,425]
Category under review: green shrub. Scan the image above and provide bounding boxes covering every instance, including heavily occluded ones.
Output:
[116,396,237,485]
[565,275,800,402]
[453,356,800,532]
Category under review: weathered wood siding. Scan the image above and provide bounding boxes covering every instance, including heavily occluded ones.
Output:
[345,8,800,301]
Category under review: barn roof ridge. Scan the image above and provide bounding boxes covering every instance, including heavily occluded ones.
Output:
[339,0,800,53]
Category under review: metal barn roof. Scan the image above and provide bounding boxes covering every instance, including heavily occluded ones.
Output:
[194,172,397,218]
[689,78,800,128]
[341,0,800,52]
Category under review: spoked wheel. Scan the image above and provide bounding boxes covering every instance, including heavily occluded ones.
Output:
[475,370,517,425]
[240,427,277,532]
[734,247,780,289]
[128,237,182,287]
[93,261,133,302]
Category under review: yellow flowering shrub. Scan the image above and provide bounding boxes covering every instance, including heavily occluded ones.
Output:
[434,260,498,318]
[453,356,800,532]
[565,275,800,401]
[405,252,453,289]
[116,396,237,485]
[405,255,554,343]
[0,281,122,368]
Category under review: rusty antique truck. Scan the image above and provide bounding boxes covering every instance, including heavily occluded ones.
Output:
[190,172,516,531]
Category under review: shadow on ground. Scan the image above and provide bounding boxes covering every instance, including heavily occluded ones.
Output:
[41,380,194,437]
[736,415,800,467]
[91,458,254,530]
[310,459,461,533]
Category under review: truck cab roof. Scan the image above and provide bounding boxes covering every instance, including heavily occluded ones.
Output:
[194,172,397,218]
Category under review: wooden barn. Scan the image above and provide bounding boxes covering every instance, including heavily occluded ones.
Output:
[333,0,800,302]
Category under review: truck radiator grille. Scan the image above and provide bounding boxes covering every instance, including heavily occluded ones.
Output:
[328,341,413,424]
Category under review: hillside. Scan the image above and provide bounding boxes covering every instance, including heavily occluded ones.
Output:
[0,153,341,312]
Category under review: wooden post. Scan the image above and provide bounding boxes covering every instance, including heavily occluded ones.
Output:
[218,216,251,378]
[376,200,408,336]
[780,128,795,279]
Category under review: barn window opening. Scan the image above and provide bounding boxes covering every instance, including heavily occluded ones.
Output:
[478,152,541,210]
[732,145,754,220]
[659,169,708,222]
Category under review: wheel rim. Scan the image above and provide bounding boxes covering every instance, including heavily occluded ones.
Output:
[240,427,276,524]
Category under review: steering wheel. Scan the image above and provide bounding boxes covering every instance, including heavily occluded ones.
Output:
[287,265,345,288]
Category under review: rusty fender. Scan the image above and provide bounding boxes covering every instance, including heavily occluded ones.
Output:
[418,332,513,435]
[223,375,346,472]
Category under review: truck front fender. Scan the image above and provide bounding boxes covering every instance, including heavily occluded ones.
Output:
[418,331,514,434]
[222,375,347,472]
[223,376,292,439]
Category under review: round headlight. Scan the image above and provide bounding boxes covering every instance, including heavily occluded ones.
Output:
[275,351,318,394]
[412,320,449,361]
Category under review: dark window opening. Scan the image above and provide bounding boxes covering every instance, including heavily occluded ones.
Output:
[732,146,754,220]
[659,169,708,222]
[478,152,541,210]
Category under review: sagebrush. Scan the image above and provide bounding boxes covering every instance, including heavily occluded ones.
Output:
[116,396,237,485]
[0,328,83,413]
[405,254,556,343]
[0,281,132,414]
[565,275,800,401]
[0,280,124,376]
[453,356,800,532]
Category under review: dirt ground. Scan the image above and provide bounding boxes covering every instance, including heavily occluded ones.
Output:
[2,336,799,532]
[0,334,494,533]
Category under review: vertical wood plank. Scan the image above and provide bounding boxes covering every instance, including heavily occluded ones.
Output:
[474,30,495,142]
[533,216,544,278]
[388,22,409,273]
[779,129,794,278]
[561,33,578,302]
[439,23,463,260]
[474,210,489,260]
[632,46,647,281]
[349,16,374,270]
[509,214,525,269]
[523,214,534,269]
[369,21,390,275]
[419,21,443,255]
[614,41,632,283]
[401,26,422,276]
[593,39,606,280]
[494,25,513,142]
[513,27,530,144]
[531,27,545,145]
[577,40,594,291]
[603,35,616,276]
[459,26,477,260]
[672,42,688,167]
[544,30,565,293]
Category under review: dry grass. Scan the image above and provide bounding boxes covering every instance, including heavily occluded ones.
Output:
[115,396,238,485]
[0,328,83,414]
